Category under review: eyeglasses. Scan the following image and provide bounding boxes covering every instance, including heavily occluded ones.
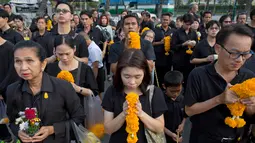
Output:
[56,9,71,14]
[220,44,253,60]
[223,21,232,24]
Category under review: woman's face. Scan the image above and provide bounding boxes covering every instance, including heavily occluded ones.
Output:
[14,48,46,81]
[101,16,108,25]
[55,44,75,64]
[191,21,199,31]
[144,32,154,42]
[121,67,144,90]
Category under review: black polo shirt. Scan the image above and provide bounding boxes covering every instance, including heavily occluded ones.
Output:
[140,20,154,33]
[0,28,24,44]
[43,30,88,58]
[199,24,207,40]
[191,38,216,67]
[153,26,175,67]
[171,27,198,67]
[164,94,185,142]
[243,54,255,73]
[184,62,255,139]
[108,38,156,64]
[31,31,50,47]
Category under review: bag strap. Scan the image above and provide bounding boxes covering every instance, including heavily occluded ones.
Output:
[75,62,82,85]
[148,85,155,114]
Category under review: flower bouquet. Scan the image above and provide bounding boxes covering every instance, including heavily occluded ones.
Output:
[57,70,74,83]
[15,108,41,137]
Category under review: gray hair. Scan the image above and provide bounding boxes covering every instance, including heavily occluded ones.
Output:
[141,30,155,39]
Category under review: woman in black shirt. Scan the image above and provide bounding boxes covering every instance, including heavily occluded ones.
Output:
[102,49,167,143]
[46,35,98,106]
[6,40,84,143]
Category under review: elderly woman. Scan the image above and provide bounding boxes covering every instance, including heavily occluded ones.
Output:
[6,40,84,143]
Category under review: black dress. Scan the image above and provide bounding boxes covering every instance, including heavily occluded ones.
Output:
[46,62,98,106]
[102,85,167,143]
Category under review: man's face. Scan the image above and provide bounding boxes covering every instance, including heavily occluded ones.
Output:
[56,4,73,24]
[161,15,170,27]
[183,21,192,30]
[165,85,182,99]
[37,19,46,30]
[92,11,98,18]
[81,14,92,27]
[0,17,8,29]
[176,19,183,29]
[222,17,232,27]
[237,14,247,25]
[123,17,139,34]
[192,4,198,13]
[14,19,23,28]
[207,24,220,38]
[216,34,252,71]
[203,13,212,24]
[4,5,11,13]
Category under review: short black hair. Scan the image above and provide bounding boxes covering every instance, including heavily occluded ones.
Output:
[219,14,231,26]
[80,10,92,18]
[176,16,183,21]
[202,11,212,17]
[206,20,220,30]
[236,12,247,20]
[122,14,140,28]
[182,13,194,23]
[55,2,73,14]
[54,35,75,49]
[161,12,172,18]
[14,40,46,62]
[36,16,47,23]
[14,15,23,22]
[142,12,150,18]
[164,71,183,87]
[3,3,11,8]
[216,24,254,46]
[0,8,9,19]
[250,9,255,20]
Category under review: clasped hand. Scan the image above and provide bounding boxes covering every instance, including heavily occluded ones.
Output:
[18,126,54,142]
[123,101,144,118]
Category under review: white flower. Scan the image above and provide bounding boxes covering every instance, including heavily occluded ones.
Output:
[19,121,29,130]
[15,117,23,125]
[18,111,25,116]
[35,122,39,126]
[196,32,201,37]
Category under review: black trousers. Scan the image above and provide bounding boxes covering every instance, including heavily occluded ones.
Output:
[0,124,11,140]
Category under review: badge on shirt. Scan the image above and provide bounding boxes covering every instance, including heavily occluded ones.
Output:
[24,37,30,41]
[44,92,48,99]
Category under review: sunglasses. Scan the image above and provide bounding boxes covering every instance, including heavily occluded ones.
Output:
[56,9,71,14]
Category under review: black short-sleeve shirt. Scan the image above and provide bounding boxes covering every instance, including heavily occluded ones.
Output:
[102,85,167,143]
[243,54,255,73]
[164,94,185,142]
[108,38,156,63]
[191,39,216,66]
[153,26,175,67]
[0,28,24,44]
[184,62,255,138]
[43,30,88,58]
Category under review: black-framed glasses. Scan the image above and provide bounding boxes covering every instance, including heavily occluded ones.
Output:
[56,9,70,14]
[220,44,254,60]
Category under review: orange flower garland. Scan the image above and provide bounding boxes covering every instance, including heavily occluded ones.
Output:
[126,92,139,143]
[129,32,141,49]
[164,36,171,55]
[57,70,75,83]
[186,45,193,55]
[89,124,105,139]
[141,27,150,35]
[225,78,255,128]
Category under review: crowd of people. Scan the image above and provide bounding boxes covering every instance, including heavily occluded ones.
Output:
[0,1,255,143]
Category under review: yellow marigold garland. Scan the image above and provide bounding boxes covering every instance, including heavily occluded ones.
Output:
[186,45,193,55]
[89,124,105,139]
[141,27,150,35]
[164,36,171,55]
[129,32,141,49]
[225,78,255,128]
[46,19,52,31]
[126,92,139,143]
[57,70,75,83]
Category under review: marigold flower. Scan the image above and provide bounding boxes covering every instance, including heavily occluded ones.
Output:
[89,124,104,139]
[57,70,75,83]
[225,117,237,128]
[129,32,141,49]
[164,36,171,55]
[141,27,150,35]
[126,92,139,143]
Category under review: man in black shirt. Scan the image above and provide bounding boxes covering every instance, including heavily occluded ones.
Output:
[0,9,23,44]
[184,24,255,143]
[140,12,154,33]
[243,53,255,73]
[236,12,247,25]
[3,4,15,27]
[153,13,175,88]
[191,20,220,67]
[199,11,212,40]
[32,17,49,47]
[171,13,197,87]
[109,14,156,74]
[188,2,200,21]
[43,2,88,64]
[0,35,18,142]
